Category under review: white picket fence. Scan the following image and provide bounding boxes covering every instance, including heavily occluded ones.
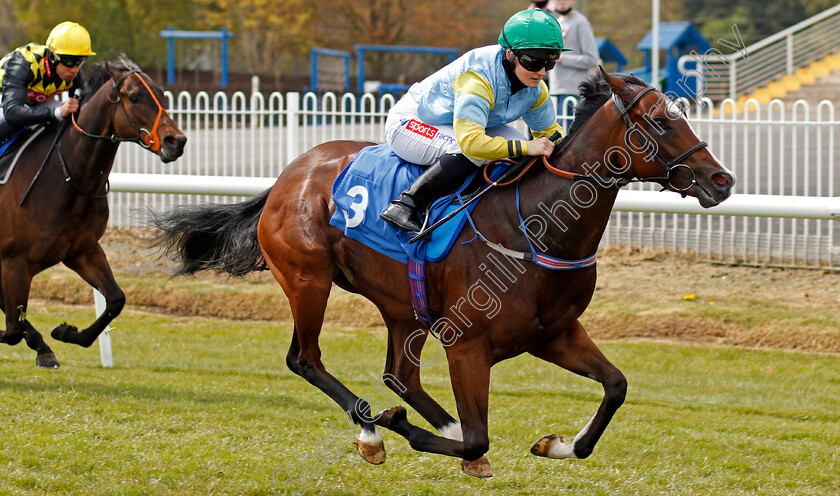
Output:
[109,91,839,269]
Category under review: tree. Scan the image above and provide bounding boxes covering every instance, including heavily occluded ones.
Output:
[196,0,317,83]
[1,0,198,68]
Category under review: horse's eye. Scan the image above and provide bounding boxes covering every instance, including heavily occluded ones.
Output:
[652,117,669,130]
[128,94,139,103]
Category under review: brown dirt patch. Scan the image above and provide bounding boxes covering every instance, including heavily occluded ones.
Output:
[29,229,840,354]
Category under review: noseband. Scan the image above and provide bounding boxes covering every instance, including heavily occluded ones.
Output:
[71,64,168,152]
[610,86,707,191]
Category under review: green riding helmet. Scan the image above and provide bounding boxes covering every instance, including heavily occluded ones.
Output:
[498,9,572,58]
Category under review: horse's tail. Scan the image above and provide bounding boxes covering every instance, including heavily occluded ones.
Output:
[147,188,271,277]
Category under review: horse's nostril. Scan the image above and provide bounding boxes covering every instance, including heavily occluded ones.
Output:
[712,173,730,187]
[164,135,186,151]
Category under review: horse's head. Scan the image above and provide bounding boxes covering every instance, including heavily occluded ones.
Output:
[599,68,735,207]
[98,57,187,163]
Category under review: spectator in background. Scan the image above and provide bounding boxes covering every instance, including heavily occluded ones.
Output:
[537,0,599,127]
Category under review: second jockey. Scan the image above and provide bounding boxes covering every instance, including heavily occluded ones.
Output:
[0,21,94,140]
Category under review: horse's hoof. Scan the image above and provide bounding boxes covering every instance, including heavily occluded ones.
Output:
[51,323,77,342]
[36,353,60,369]
[530,434,575,459]
[354,439,386,465]
[460,455,493,478]
[376,405,407,429]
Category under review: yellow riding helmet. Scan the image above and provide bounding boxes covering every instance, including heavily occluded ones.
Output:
[46,21,96,56]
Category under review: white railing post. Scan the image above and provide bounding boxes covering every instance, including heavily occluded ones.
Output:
[94,289,113,368]
[251,75,260,95]
[785,33,794,75]
[285,92,301,167]
[729,62,737,101]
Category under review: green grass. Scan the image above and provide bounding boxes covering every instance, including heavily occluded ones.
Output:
[1,302,838,495]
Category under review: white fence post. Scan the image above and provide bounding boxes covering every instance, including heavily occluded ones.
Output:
[286,92,301,167]
[94,289,113,368]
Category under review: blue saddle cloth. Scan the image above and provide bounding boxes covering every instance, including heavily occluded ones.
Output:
[329,144,489,264]
[0,129,26,157]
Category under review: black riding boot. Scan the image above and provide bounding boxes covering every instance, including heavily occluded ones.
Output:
[380,153,475,233]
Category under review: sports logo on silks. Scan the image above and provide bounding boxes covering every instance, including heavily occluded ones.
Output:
[406,119,438,139]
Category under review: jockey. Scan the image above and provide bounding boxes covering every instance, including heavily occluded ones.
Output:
[380,9,569,233]
[0,21,94,140]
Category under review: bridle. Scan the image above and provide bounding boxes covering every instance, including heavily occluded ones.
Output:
[468,83,710,269]
[19,61,170,205]
[59,63,169,198]
[506,84,709,191]
[610,85,707,191]
[71,63,168,152]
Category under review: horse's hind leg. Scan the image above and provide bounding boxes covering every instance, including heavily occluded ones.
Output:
[263,245,386,465]
[528,319,627,460]
[0,257,59,368]
[51,244,125,348]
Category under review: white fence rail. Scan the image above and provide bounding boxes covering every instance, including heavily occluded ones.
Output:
[110,91,839,269]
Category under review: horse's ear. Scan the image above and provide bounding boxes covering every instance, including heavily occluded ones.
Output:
[600,67,627,96]
[103,59,129,80]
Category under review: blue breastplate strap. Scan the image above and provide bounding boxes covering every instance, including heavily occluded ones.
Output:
[461,178,597,270]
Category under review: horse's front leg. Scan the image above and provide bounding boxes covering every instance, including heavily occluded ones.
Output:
[1,257,60,368]
[375,341,494,476]
[377,318,492,477]
[51,243,125,348]
[528,319,627,460]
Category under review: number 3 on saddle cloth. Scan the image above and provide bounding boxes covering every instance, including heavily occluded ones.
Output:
[329,144,501,328]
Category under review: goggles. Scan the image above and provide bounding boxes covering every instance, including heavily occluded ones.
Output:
[55,54,87,68]
[516,51,558,72]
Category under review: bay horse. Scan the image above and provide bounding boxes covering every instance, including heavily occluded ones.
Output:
[0,56,186,368]
[151,70,733,476]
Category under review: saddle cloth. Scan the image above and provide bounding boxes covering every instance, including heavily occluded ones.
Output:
[328,144,491,264]
[0,126,46,184]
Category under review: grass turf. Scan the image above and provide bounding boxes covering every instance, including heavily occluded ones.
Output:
[1,302,837,495]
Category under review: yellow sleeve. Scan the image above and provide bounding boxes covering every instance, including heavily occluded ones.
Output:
[531,81,550,110]
[453,71,494,109]
[529,82,565,140]
[454,118,529,160]
[452,71,528,159]
[531,121,565,141]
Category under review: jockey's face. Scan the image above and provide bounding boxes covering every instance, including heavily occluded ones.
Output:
[55,62,80,82]
[507,50,546,88]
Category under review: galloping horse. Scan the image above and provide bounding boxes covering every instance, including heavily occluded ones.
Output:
[0,56,186,368]
[151,70,733,476]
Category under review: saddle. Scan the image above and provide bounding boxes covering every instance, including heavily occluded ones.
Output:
[0,124,48,184]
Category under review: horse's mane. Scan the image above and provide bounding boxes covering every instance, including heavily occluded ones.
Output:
[555,72,648,154]
[85,54,141,96]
